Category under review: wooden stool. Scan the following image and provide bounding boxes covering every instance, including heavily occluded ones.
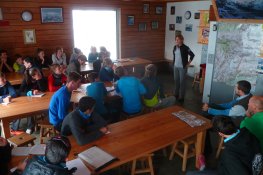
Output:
[8,133,36,147]
[169,135,197,172]
[38,120,56,144]
[192,73,200,88]
[216,136,224,159]
[131,154,154,175]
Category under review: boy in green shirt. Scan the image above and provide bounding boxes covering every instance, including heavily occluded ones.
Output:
[240,96,263,152]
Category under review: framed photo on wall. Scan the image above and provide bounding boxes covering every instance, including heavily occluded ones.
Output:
[155,6,163,15]
[169,24,175,31]
[40,7,63,23]
[176,16,182,24]
[139,23,147,31]
[194,12,200,19]
[127,15,135,26]
[170,6,175,15]
[23,29,36,44]
[143,4,149,14]
[151,21,158,29]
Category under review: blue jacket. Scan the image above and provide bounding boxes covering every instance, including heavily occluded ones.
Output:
[0,81,17,103]
[49,86,71,127]
[116,76,146,114]
[99,67,118,82]
[86,82,108,115]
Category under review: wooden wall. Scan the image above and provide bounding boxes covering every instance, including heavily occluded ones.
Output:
[0,0,166,64]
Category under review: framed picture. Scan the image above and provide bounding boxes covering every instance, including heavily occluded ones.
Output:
[143,4,149,14]
[194,12,200,19]
[151,21,158,29]
[155,6,163,15]
[127,15,135,26]
[139,23,147,32]
[176,16,182,24]
[23,29,36,44]
[40,7,63,23]
[169,24,175,31]
[175,30,182,36]
[170,6,175,15]
[185,24,193,32]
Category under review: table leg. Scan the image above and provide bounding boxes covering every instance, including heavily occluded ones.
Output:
[195,130,206,168]
[1,119,11,139]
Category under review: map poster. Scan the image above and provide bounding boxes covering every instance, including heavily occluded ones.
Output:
[209,23,263,103]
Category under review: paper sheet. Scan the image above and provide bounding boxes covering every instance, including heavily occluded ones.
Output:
[66,158,91,175]
[12,147,31,156]
[29,144,46,155]
[78,146,116,169]
[11,144,46,156]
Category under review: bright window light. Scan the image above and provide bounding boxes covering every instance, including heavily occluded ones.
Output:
[72,10,117,60]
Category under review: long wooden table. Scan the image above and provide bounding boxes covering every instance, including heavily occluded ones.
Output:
[68,105,211,172]
[10,106,211,173]
[0,92,54,138]
[0,82,115,139]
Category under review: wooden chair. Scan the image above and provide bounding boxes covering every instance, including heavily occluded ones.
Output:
[169,135,197,172]
[8,133,36,147]
[131,154,154,175]
[216,136,224,159]
[192,72,200,88]
[38,120,56,144]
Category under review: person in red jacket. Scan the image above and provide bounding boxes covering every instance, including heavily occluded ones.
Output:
[48,64,67,92]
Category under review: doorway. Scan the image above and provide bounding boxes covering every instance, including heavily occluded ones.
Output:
[72,9,119,60]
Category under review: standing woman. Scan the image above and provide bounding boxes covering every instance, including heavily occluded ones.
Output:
[173,34,194,102]
[51,47,67,66]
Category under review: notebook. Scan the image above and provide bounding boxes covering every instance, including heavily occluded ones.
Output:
[31,93,45,97]
[78,146,118,171]
[66,158,91,175]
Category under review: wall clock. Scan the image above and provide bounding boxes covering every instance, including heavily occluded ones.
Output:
[184,11,191,20]
[21,11,33,22]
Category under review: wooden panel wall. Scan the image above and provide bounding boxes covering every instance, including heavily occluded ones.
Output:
[0,0,166,64]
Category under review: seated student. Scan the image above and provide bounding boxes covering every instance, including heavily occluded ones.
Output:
[66,55,87,76]
[115,66,146,114]
[51,47,67,66]
[61,96,108,146]
[187,116,261,175]
[69,47,82,63]
[141,64,175,109]
[240,96,263,152]
[0,49,13,73]
[0,72,17,104]
[48,64,67,92]
[19,67,47,96]
[34,48,49,69]
[99,58,118,82]
[88,46,98,63]
[22,136,76,175]
[98,46,110,61]
[13,54,25,74]
[17,68,48,134]
[86,72,108,115]
[202,80,252,118]
[49,72,81,131]
[0,136,11,175]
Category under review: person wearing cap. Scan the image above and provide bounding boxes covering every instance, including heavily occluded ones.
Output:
[66,54,87,76]
[22,136,76,175]
[61,96,108,146]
